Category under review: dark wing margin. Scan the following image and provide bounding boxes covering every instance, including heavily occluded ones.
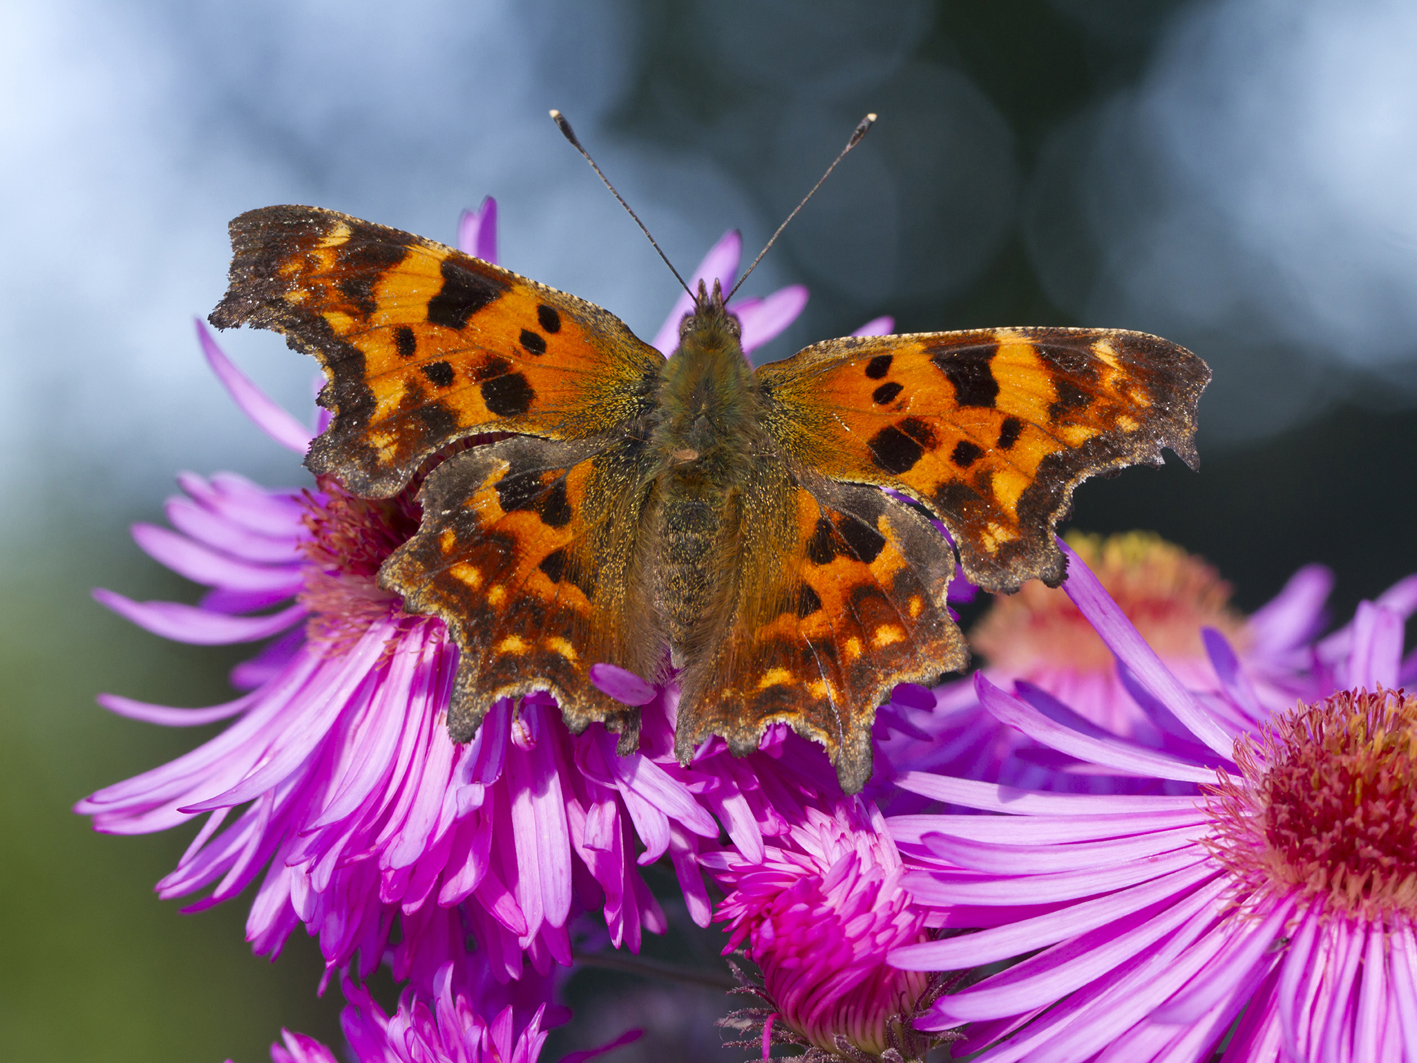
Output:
[758,326,1210,593]
[209,205,662,498]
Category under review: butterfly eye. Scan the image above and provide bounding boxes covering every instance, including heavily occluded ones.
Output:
[725,314,742,340]
[678,314,697,339]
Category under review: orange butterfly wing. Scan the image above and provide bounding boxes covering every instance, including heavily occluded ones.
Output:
[209,205,663,497]
[674,468,966,793]
[759,327,1209,592]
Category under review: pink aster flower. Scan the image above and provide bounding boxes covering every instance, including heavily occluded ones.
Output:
[703,796,951,1061]
[76,199,818,982]
[886,540,1417,1062]
[259,958,629,1063]
[873,531,1350,798]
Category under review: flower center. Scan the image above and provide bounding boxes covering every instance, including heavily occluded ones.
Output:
[1207,688,1417,917]
[969,531,1245,674]
[298,475,422,651]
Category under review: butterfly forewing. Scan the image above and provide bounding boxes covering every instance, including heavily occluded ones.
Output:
[210,205,663,498]
[758,326,1209,593]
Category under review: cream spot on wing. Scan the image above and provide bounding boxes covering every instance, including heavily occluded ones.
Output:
[318,221,352,248]
[545,636,578,662]
[450,562,481,588]
[1116,414,1139,431]
[440,529,457,552]
[873,625,905,648]
[1091,338,1121,368]
[487,584,506,607]
[496,635,528,655]
[908,595,923,619]
[807,679,834,700]
[757,667,794,690]
[844,637,863,661]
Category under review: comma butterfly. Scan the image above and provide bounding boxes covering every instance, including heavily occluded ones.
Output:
[209,123,1208,793]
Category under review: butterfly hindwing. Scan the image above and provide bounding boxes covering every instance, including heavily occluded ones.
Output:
[379,434,654,750]
[759,327,1209,593]
[675,463,966,792]
[209,205,663,498]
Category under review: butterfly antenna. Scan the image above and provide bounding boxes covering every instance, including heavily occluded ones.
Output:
[727,113,876,302]
[550,109,694,300]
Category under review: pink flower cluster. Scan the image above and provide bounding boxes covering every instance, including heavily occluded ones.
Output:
[84,197,1417,1063]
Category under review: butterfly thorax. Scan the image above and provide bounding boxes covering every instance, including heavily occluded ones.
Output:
[649,286,768,666]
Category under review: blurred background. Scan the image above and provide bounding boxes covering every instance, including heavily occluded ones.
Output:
[2,1,1415,1060]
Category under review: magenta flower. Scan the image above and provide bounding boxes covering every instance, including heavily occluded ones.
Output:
[75,199,817,982]
[703,795,948,1060]
[261,959,587,1063]
[887,540,1417,1062]
[872,531,1354,798]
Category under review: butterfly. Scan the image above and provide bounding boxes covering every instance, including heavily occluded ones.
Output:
[209,205,1209,792]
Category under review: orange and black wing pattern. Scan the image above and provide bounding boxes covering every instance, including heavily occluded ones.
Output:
[675,468,966,793]
[759,327,1209,592]
[209,206,663,498]
[379,434,655,751]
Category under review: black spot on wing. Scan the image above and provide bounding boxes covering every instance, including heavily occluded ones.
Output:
[932,343,999,408]
[336,240,407,317]
[1048,379,1092,421]
[806,518,837,565]
[415,401,458,440]
[520,328,547,356]
[865,354,893,380]
[427,259,505,329]
[997,417,1023,450]
[481,373,534,417]
[951,440,983,468]
[868,416,936,475]
[422,360,455,388]
[472,355,512,382]
[872,381,903,405]
[839,515,886,564]
[538,479,572,527]
[795,583,822,617]
[394,325,417,359]
[539,548,567,583]
[537,305,562,333]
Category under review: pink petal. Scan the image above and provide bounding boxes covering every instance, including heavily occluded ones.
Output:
[852,315,894,336]
[890,807,1206,847]
[588,663,657,706]
[736,284,808,355]
[165,495,300,563]
[902,846,1210,907]
[926,874,1227,1020]
[1376,573,1417,618]
[458,196,499,263]
[131,523,303,592]
[891,770,1205,816]
[1201,627,1265,721]
[1391,924,1417,1059]
[891,861,1219,970]
[1151,895,1296,1023]
[651,230,742,354]
[976,674,1218,783]
[92,589,306,644]
[1346,601,1404,690]
[1059,539,1235,757]
[96,690,258,726]
[1245,563,1333,653]
[920,821,1208,874]
[196,320,313,454]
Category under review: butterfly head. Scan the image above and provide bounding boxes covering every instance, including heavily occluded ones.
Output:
[679,278,742,349]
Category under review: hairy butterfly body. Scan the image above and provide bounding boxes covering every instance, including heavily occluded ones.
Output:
[211,205,1208,792]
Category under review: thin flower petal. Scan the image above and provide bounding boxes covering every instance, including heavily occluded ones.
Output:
[131,523,304,592]
[1346,601,1404,690]
[457,196,498,263]
[96,690,258,727]
[851,316,894,336]
[976,674,1218,783]
[588,663,657,706]
[737,284,808,354]
[1058,538,1235,756]
[92,589,306,644]
[196,320,313,454]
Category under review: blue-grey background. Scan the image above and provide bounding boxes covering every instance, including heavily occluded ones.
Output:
[3,1,1415,1060]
